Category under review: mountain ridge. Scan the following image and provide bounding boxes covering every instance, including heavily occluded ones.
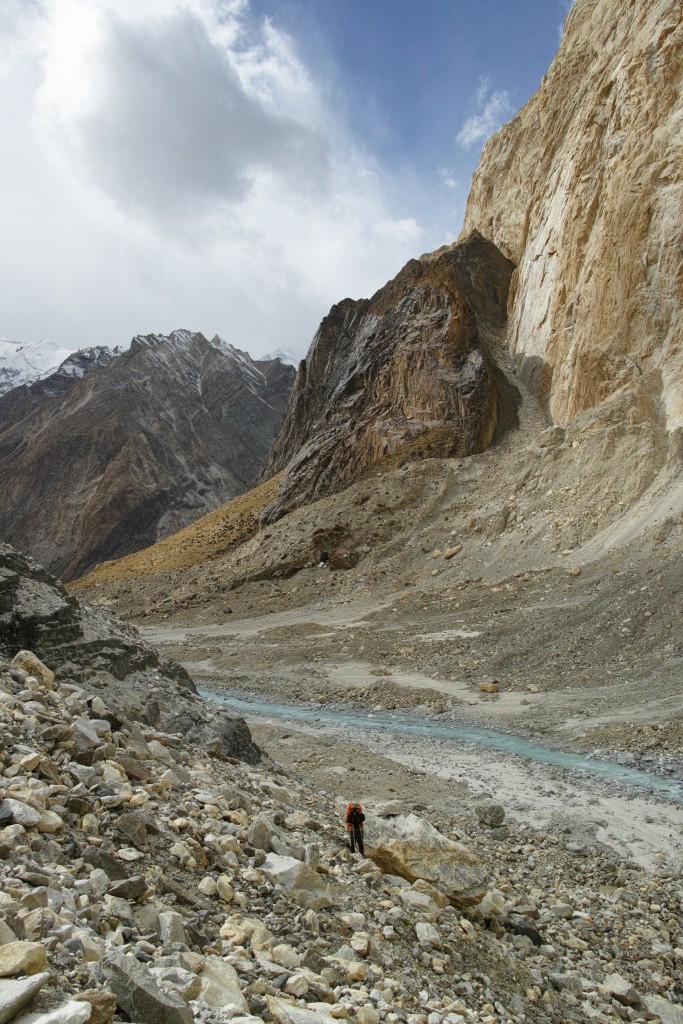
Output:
[0,330,295,581]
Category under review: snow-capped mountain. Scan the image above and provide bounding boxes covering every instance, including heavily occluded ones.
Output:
[0,337,76,396]
[0,329,295,580]
[261,347,299,367]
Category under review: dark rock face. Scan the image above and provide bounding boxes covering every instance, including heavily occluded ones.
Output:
[260,233,518,523]
[0,331,295,580]
[0,543,260,763]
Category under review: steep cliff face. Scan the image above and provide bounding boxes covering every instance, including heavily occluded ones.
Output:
[261,232,518,522]
[0,331,295,580]
[460,0,682,431]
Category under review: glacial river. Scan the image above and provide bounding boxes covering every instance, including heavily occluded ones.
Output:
[200,688,683,804]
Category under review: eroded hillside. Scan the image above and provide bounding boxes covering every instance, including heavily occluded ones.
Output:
[0,332,295,581]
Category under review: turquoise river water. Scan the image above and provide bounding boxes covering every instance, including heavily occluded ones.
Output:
[200,688,683,804]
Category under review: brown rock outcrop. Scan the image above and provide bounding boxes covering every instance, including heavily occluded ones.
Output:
[261,232,518,522]
[460,0,682,431]
[0,331,295,579]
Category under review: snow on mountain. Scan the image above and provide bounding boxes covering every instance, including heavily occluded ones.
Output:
[0,338,76,397]
[260,348,299,367]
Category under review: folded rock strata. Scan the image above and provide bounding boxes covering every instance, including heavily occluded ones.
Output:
[261,232,518,523]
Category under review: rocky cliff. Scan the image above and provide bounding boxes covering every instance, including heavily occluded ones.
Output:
[261,232,518,523]
[0,331,295,580]
[460,0,682,433]
[0,543,260,762]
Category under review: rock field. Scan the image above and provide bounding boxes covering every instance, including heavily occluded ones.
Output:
[1,643,682,1024]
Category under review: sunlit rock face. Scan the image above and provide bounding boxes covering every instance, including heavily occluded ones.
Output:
[0,331,295,580]
[261,232,518,523]
[460,0,682,432]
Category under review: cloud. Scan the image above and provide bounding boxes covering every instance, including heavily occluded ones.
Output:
[438,168,458,190]
[557,0,576,42]
[35,1,332,223]
[456,76,514,149]
[0,0,424,355]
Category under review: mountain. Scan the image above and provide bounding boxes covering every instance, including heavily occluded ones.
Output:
[260,231,520,523]
[261,347,299,367]
[73,0,682,734]
[0,330,295,580]
[459,0,682,435]
[0,336,77,396]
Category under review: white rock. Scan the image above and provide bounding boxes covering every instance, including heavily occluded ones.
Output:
[216,876,234,903]
[0,972,50,1024]
[0,801,41,828]
[13,1000,92,1024]
[267,996,337,1024]
[271,943,301,969]
[198,957,249,1012]
[415,922,441,948]
[158,911,186,946]
[260,854,333,910]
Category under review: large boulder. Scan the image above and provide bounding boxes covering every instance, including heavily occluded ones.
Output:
[101,949,194,1024]
[198,958,249,1012]
[364,812,487,908]
[260,854,333,910]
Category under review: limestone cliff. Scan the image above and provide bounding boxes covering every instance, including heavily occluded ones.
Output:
[261,232,518,522]
[0,332,295,580]
[460,0,682,431]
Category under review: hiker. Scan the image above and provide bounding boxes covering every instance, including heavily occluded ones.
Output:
[345,801,365,855]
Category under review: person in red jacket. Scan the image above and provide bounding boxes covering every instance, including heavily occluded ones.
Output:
[345,802,365,855]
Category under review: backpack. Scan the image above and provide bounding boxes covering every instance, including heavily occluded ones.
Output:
[348,804,364,827]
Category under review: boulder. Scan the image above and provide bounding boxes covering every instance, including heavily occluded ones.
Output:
[158,911,186,946]
[73,990,117,1024]
[0,942,46,978]
[601,973,641,1008]
[101,950,193,1024]
[10,652,54,689]
[364,812,487,908]
[267,996,337,1024]
[248,816,274,852]
[198,958,249,1012]
[642,995,683,1024]
[260,854,333,910]
[0,801,41,829]
[0,973,50,1024]
[475,802,505,828]
[12,1000,93,1024]
[373,801,405,818]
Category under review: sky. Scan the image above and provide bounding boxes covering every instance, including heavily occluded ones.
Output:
[0,0,571,358]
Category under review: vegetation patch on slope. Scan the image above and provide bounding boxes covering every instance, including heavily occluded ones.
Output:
[69,473,282,589]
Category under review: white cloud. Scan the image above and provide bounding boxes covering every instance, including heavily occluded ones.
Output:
[0,0,424,355]
[438,168,458,190]
[557,0,576,42]
[456,76,514,149]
